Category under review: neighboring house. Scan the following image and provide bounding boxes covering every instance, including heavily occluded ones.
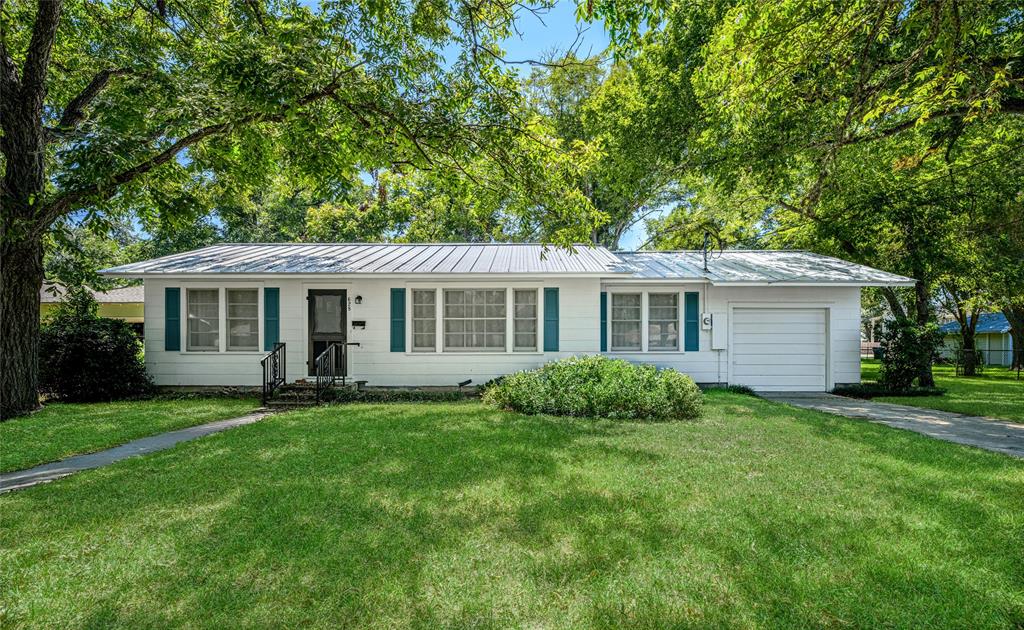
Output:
[939,313,1015,367]
[100,244,914,392]
[40,283,145,328]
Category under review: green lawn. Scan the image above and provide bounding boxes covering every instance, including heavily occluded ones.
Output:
[862,359,1024,423]
[2,395,1021,628]
[0,397,258,473]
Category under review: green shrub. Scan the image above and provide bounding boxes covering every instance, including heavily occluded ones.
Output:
[482,356,703,421]
[39,289,153,402]
[878,317,943,389]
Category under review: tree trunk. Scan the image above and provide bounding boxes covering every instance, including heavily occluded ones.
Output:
[913,279,936,387]
[0,236,45,418]
[960,325,977,376]
[1004,306,1024,371]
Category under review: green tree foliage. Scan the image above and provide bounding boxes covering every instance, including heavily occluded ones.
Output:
[40,289,153,402]
[584,0,1024,383]
[1,0,604,416]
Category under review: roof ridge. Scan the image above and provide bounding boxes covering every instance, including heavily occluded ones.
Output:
[198,242,607,247]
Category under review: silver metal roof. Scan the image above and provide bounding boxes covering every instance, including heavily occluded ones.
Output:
[100,243,624,276]
[100,243,914,286]
[617,251,915,286]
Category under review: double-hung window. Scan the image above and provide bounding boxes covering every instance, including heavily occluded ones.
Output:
[187,289,220,351]
[444,289,506,351]
[412,289,437,352]
[513,289,538,351]
[610,293,642,351]
[648,293,679,351]
[226,289,259,351]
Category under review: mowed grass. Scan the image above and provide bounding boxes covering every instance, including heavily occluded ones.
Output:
[0,398,258,473]
[863,359,1024,423]
[2,394,1022,628]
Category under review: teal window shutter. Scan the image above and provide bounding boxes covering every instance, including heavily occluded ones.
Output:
[165,287,180,351]
[390,288,406,352]
[600,291,608,352]
[684,292,699,351]
[263,288,280,351]
[543,287,559,352]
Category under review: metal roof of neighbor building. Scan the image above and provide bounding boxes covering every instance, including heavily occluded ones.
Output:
[939,312,1011,335]
[100,243,915,286]
[616,250,916,286]
[40,283,144,303]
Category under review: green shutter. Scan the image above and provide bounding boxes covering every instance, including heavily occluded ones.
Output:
[390,288,406,352]
[263,288,280,351]
[543,287,559,352]
[600,291,608,352]
[684,291,699,352]
[165,287,180,351]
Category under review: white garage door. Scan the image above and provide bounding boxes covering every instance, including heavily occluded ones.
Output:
[731,308,827,391]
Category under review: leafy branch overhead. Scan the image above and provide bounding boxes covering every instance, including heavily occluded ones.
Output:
[1,0,601,243]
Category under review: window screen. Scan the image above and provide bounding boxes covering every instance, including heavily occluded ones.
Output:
[444,289,506,351]
[412,289,436,351]
[648,293,679,350]
[513,289,538,351]
[226,289,259,351]
[610,293,642,351]
[187,289,219,351]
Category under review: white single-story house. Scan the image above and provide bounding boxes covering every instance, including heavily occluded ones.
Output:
[939,313,1015,367]
[100,243,915,392]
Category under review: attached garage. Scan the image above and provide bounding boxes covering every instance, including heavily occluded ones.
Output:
[730,307,828,391]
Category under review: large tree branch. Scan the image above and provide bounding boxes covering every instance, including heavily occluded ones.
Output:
[38,80,344,228]
[47,67,132,140]
[20,0,63,113]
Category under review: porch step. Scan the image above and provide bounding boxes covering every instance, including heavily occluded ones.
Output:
[265,381,358,407]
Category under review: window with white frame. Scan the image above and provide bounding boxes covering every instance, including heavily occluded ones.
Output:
[610,293,642,351]
[412,289,436,352]
[226,288,259,351]
[648,293,679,351]
[187,288,220,351]
[444,289,505,351]
[513,289,538,351]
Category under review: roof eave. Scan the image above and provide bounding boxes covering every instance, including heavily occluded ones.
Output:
[707,280,917,287]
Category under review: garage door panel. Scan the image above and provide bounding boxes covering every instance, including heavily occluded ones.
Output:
[731,308,827,391]
[732,364,826,377]
[734,332,826,345]
[733,343,825,355]
[733,310,825,325]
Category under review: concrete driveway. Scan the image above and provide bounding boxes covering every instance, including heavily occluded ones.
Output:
[761,393,1024,459]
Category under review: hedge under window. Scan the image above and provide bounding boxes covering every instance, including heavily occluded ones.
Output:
[412,289,436,352]
[187,289,220,352]
[648,293,679,351]
[611,293,642,351]
[226,289,259,351]
[513,289,538,351]
[444,289,506,351]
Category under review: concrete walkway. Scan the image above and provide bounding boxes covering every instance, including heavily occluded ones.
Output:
[0,410,272,494]
[762,393,1024,458]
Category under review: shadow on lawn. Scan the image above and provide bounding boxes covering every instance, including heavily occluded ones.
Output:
[9,405,675,627]
[4,400,1023,628]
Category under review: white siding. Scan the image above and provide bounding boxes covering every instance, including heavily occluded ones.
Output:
[143,278,863,391]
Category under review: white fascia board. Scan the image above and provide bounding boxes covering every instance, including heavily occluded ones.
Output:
[707,280,917,287]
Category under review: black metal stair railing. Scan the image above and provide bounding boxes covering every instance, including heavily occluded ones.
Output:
[261,342,286,405]
[315,342,361,403]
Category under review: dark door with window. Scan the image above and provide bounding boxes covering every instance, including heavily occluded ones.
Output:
[308,289,347,376]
